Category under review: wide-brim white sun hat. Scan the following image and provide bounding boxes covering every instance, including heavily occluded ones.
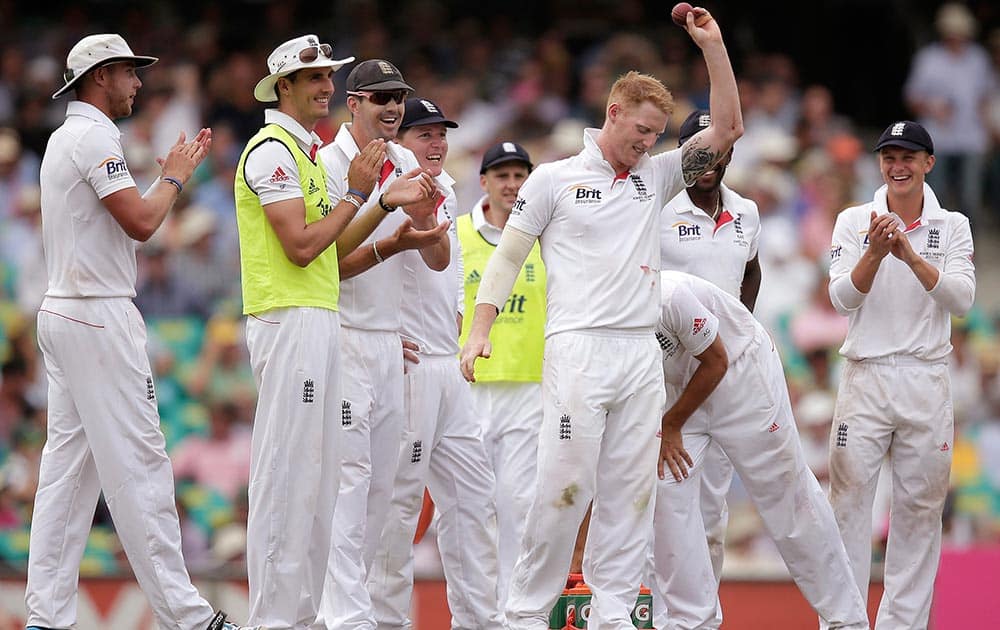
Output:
[52,33,158,99]
[253,34,354,103]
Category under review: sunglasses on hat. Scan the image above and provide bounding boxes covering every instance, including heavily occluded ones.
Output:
[347,89,408,105]
[298,43,334,64]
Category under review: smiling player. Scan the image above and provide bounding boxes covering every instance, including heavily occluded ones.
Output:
[827,120,975,629]
[460,6,743,627]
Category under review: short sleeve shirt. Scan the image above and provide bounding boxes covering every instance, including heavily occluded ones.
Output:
[41,101,139,297]
[657,270,760,387]
[317,124,423,331]
[660,183,760,297]
[243,109,323,205]
[507,128,685,336]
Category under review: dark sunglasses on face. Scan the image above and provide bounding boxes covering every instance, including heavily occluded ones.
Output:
[347,89,408,105]
[298,43,334,63]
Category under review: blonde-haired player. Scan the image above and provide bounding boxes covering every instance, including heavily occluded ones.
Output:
[460,8,742,628]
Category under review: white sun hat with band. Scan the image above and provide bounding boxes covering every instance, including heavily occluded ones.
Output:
[52,33,158,99]
[253,34,354,103]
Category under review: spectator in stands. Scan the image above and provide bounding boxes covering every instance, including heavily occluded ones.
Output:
[171,396,252,503]
[135,240,212,320]
[905,2,997,226]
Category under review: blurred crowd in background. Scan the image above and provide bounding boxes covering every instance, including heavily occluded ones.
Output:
[1,0,1000,581]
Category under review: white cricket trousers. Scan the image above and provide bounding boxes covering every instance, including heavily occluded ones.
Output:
[245,307,343,630]
[696,440,732,628]
[506,331,665,630]
[830,357,952,630]
[369,354,502,629]
[472,381,543,609]
[651,331,868,630]
[26,297,215,630]
[317,327,404,630]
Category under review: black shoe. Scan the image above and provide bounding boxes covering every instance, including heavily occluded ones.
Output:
[206,610,267,630]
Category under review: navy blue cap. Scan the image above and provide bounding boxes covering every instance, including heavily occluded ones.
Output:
[480,141,533,174]
[677,109,711,146]
[400,97,458,130]
[874,120,934,155]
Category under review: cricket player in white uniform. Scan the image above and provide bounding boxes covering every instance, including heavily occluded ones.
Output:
[316,62,451,630]
[649,270,868,630]
[28,33,255,630]
[368,97,503,630]
[461,10,743,628]
[658,109,760,625]
[458,141,544,609]
[239,37,437,630]
[828,121,975,630]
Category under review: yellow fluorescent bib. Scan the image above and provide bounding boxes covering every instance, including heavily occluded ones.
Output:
[458,214,545,382]
[235,124,339,314]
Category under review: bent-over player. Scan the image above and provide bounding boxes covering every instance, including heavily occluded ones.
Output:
[657,108,761,625]
[460,7,743,628]
[649,270,868,630]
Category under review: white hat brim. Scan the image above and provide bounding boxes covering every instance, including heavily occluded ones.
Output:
[253,56,355,103]
[52,55,158,99]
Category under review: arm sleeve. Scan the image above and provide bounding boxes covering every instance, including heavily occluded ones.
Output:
[82,127,137,199]
[475,225,536,309]
[651,147,686,202]
[828,208,867,314]
[667,282,720,357]
[927,215,976,316]
[245,140,304,205]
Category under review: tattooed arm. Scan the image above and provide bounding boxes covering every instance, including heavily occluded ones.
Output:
[680,11,742,185]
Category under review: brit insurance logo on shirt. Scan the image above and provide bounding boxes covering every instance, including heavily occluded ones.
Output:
[510,196,527,216]
[670,220,703,242]
[99,156,130,183]
[569,184,602,205]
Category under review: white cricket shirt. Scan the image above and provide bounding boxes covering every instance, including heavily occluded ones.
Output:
[828,183,975,361]
[657,270,760,388]
[659,183,760,297]
[318,124,422,331]
[243,110,324,206]
[507,128,685,336]
[41,101,141,298]
[399,171,462,356]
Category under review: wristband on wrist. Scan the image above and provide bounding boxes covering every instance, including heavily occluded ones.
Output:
[347,187,369,202]
[161,176,183,194]
[372,240,385,263]
[378,193,397,213]
[342,195,362,211]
